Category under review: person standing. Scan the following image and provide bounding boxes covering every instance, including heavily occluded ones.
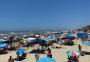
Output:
[78,44,82,53]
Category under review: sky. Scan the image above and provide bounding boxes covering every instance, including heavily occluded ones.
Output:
[0,0,90,31]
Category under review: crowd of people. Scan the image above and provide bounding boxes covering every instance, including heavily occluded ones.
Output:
[0,31,89,62]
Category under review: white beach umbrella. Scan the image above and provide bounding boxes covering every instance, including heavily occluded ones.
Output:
[27,38,36,42]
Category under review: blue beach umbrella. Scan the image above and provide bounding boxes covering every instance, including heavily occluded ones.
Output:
[37,57,56,62]
[16,48,26,55]
[0,43,8,48]
[67,33,76,38]
[47,36,55,41]
[0,39,7,43]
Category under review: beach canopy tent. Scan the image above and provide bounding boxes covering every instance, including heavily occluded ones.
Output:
[37,57,56,62]
[0,39,7,43]
[66,50,80,57]
[0,43,8,48]
[81,41,90,52]
[16,48,26,55]
[87,33,90,40]
[82,41,90,45]
[77,32,88,39]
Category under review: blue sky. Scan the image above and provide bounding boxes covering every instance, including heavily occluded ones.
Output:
[0,0,90,31]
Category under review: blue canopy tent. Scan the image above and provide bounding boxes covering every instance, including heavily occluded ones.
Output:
[16,48,26,55]
[37,57,56,62]
[0,43,8,48]
[77,32,88,39]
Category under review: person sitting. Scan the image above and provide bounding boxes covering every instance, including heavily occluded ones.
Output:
[46,48,52,58]
[67,56,79,62]
[8,56,14,62]
[37,47,41,52]
[3,48,8,54]
[72,56,79,62]
[22,53,27,58]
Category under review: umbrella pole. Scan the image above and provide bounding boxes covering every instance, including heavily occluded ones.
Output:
[86,45,87,52]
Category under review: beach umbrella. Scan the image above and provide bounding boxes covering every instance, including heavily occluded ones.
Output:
[37,57,56,62]
[65,33,76,39]
[46,36,56,41]
[40,36,45,40]
[0,43,8,48]
[20,38,27,44]
[16,48,26,55]
[66,50,80,57]
[27,38,36,42]
[65,36,75,39]
[36,35,40,37]
[0,39,7,43]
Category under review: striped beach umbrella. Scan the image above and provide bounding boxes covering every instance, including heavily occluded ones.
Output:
[66,50,80,57]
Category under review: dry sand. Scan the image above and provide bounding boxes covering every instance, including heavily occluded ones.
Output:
[0,39,90,62]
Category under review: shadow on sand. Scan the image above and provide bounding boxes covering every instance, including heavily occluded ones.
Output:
[29,49,46,54]
[14,57,26,61]
[51,46,62,49]
[85,52,90,55]
[82,51,90,55]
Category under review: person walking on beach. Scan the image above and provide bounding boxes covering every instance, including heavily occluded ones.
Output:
[78,44,82,53]
[8,56,14,62]
[46,48,52,58]
[35,53,39,62]
[27,42,29,50]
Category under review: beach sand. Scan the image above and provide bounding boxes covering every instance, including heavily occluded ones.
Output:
[0,39,90,62]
